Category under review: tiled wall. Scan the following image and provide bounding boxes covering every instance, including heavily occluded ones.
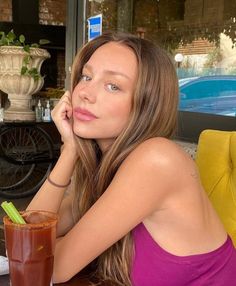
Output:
[0,0,66,25]
[0,0,12,22]
[39,0,66,26]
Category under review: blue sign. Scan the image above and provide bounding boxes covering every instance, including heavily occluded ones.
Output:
[87,14,102,41]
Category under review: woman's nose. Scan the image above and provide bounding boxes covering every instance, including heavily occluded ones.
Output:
[78,83,97,103]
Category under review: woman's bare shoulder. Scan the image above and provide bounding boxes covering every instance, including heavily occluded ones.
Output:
[116,137,199,190]
[126,137,193,168]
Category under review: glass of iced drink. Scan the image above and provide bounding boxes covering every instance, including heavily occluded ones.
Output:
[3,210,58,286]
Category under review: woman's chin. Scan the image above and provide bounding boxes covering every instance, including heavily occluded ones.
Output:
[72,127,94,139]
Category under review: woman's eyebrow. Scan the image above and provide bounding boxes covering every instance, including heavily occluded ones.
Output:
[103,69,131,80]
[82,64,92,72]
[83,63,131,80]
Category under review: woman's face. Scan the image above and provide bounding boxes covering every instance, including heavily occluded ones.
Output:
[72,42,138,151]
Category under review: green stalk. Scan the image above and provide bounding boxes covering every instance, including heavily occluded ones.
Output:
[1,201,26,224]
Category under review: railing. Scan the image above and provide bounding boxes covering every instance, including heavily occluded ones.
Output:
[177,67,236,79]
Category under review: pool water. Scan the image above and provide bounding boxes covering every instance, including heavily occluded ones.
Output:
[179,95,236,116]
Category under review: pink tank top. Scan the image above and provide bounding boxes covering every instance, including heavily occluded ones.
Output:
[131,223,236,286]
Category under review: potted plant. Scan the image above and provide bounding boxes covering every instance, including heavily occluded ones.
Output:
[0,30,50,121]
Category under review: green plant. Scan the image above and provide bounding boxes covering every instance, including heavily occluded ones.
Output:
[203,47,222,68]
[0,30,50,81]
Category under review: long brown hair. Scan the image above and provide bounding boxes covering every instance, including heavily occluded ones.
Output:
[70,32,179,285]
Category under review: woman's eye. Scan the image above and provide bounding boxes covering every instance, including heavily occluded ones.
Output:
[107,83,120,92]
[80,74,91,81]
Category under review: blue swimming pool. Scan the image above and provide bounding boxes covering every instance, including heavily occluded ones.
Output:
[179,76,236,116]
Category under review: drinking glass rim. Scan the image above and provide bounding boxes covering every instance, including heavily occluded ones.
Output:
[3,210,58,229]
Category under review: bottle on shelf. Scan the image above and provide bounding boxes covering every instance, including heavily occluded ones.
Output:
[35,100,43,122]
[43,100,51,122]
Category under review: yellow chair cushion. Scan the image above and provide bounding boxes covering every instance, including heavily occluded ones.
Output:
[195,129,236,247]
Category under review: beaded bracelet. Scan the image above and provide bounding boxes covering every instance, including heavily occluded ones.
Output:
[47,175,71,188]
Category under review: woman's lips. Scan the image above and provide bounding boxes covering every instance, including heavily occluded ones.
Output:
[73,107,98,121]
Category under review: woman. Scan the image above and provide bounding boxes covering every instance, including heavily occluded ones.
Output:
[27,32,236,285]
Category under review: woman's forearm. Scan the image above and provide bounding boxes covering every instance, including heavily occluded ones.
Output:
[27,146,78,213]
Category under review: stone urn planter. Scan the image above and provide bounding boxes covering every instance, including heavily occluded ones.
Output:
[0,46,50,121]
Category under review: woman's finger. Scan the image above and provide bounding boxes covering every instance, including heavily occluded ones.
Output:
[65,107,73,119]
[52,91,71,113]
[60,91,71,103]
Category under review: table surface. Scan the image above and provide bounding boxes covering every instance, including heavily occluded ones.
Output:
[0,275,94,286]
[0,265,113,286]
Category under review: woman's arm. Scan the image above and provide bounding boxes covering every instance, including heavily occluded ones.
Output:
[56,190,75,237]
[26,145,76,213]
[27,91,78,233]
[52,138,187,283]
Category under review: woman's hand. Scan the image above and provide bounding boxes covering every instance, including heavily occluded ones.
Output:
[51,91,78,155]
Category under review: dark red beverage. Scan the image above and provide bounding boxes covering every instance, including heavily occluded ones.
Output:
[3,211,58,286]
